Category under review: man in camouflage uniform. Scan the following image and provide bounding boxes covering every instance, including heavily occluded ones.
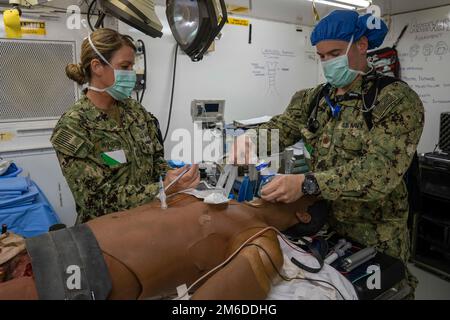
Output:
[260,74,423,261]
[238,10,424,297]
[51,96,172,224]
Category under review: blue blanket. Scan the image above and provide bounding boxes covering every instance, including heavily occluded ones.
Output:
[0,184,38,209]
[0,165,61,237]
[0,201,60,238]
[0,177,29,192]
[0,163,23,178]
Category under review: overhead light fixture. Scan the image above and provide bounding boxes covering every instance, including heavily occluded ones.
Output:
[166,0,228,62]
[307,0,355,10]
[7,0,52,5]
[97,0,164,38]
[71,0,228,62]
[336,0,371,8]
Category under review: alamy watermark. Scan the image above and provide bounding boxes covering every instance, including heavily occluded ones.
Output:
[366,4,382,30]
[169,123,281,169]
[66,265,81,290]
[66,5,88,30]
[366,264,381,290]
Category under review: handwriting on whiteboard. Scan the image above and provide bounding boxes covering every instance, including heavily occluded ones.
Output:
[250,48,298,96]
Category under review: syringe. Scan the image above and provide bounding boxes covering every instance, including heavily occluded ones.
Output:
[159,176,168,210]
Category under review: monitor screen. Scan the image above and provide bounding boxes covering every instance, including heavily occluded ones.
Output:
[204,103,220,113]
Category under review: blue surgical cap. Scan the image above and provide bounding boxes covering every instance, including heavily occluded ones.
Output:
[311,10,388,50]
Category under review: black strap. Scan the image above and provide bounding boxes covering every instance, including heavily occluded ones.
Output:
[151,115,164,146]
[308,75,404,131]
[25,225,112,300]
[307,84,328,123]
[405,151,421,229]
[290,237,326,274]
[361,76,381,131]
[393,25,409,49]
[362,76,404,130]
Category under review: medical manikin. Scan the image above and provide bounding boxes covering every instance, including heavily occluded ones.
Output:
[0,194,326,300]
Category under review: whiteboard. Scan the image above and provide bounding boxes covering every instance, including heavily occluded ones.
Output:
[119,6,319,158]
[382,5,450,154]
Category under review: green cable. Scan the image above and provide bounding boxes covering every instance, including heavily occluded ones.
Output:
[351,271,374,284]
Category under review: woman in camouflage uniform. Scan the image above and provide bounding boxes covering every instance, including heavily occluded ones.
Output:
[51,29,199,223]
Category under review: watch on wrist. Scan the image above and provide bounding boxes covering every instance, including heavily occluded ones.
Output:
[302,173,320,195]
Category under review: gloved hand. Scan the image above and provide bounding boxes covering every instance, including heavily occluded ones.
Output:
[261,174,305,203]
[164,165,200,195]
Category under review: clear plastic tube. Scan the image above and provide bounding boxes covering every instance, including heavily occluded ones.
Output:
[159,176,168,210]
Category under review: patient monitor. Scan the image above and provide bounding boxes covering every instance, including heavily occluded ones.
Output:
[191,99,225,129]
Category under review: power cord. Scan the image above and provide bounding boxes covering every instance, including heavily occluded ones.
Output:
[163,44,179,143]
[24,2,99,15]
[351,272,374,284]
[87,0,97,31]
[137,40,147,104]
[175,226,347,300]
[245,243,347,300]
[174,226,275,300]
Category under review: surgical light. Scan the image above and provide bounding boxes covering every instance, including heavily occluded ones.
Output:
[97,0,164,38]
[166,0,228,61]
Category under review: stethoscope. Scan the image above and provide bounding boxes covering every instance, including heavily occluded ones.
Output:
[307,84,341,133]
[324,93,341,119]
[307,71,379,134]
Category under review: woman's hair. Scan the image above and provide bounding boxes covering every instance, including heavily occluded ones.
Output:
[66,28,136,85]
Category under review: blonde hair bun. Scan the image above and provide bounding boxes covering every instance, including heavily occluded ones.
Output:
[66,63,87,85]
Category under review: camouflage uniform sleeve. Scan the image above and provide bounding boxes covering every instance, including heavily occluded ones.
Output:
[258,87,318,154]
[56,153,161,214]
[143,109,170,180]
[314,83,425,201]
[51,119,161,218]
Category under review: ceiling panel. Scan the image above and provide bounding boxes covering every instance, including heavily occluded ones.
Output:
[32,1,450,27]
[375,0,450,16]
[157,0,450,26]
